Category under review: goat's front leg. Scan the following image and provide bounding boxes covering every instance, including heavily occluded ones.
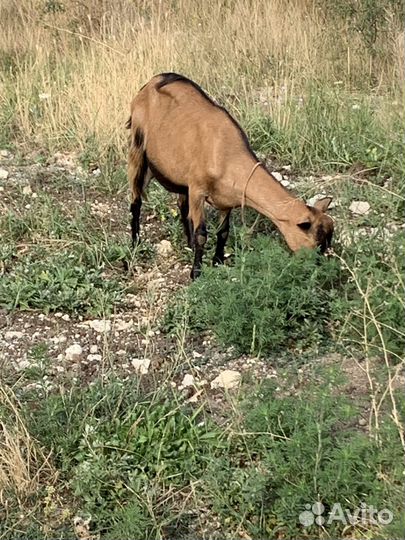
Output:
[188,191,207,280]
[177,193,193,248]
[213,209,231,266]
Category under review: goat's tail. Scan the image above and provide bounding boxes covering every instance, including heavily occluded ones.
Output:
[127,120,147,204]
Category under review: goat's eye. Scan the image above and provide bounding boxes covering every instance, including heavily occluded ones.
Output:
[297,221,311,231]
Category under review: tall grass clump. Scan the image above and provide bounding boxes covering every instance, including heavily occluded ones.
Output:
[0,0,403,159]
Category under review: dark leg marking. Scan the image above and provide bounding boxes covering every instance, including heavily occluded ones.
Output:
[213,210,231,266]
[191,222,207,280]
[130,198,142,247]
[177,193,193,248]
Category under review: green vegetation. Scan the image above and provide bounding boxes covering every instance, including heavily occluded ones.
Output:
[0,0,403,538]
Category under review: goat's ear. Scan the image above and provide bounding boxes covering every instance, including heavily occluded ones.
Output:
[313,197,333,212]
[297,220,312,231]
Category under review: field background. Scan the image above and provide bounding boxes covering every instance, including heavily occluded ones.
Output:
[0,1,404,539]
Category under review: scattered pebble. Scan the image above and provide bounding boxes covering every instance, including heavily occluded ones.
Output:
[0,168,9,179]
[90,344,98,354]
[65,343,83,361]
[349,201,370,215]
[180,373,195,388]
[156,239,173,257]
[5,331,24,340]
[272,171,283,182]
[114,318,133,332]
[131,358,151,375]
[22,185,32,195]
[211,370,241,390]
[87,354,102,362]
[86,319,111,333]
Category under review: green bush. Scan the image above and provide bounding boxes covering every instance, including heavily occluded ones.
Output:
[0,247,124,315]
[25,378,224,538]
[165,238,341,354]
[205,377,405,539]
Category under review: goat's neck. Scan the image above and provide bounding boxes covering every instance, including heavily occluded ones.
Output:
[243,165,308,228]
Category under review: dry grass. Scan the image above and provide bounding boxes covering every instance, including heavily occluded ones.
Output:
[0,385,56,510]
[0,0,403,155]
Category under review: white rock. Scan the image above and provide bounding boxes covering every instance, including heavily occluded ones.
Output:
[22,185,32,195]
[92,168,101,177]
[156,239,173,257]
[131,358,151,375]
[88,319,111,333]
[114,318,133,332]
[62,314,70,321]
[349,201,370,215]
[90,344,98,354]
[87,353,102,362]
[272,171,283,182]
[0,149,12,158]
[281,179,290,188]
[5,330,24,340]
[0,168,9,179]
[180,374,195,388]
[65,343,83,361]
[192,351,203,359]
[210,370,241,390]
[282,164,291,171]
[16,359,31,370]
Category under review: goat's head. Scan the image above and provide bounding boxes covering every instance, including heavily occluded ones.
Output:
[283,197,334,254]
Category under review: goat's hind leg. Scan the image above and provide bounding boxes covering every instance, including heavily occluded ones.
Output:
[128,148,149,247]
[188,191,207,280]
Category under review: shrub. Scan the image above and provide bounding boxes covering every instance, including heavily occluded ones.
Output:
[165,238,341,354]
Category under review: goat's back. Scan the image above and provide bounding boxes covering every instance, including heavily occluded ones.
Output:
[129,73,255,187]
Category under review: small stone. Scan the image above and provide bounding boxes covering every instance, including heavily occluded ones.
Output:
[65,343,83,361]
[358,418,367,426]
[5,331,24,340]
[349,201,370,216]
[272,171,283,182]
[281,179,290,188]
[62,314,70,321]
[156,239,173,257]
[282,164,291,171]
[92,168,101,177]
[88,319,111,333]
[90,344,98,354]
[192,351,203,359]
[210,370,241,390]
[131,358,151,374]
[0,168,9,179]
[114,318,133,332]
[22,185,32,195]
[0,149,11,158]
[180,374,195,388]
[87,353,102,362]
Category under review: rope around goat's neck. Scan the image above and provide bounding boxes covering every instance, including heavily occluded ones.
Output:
[241,161,262,228]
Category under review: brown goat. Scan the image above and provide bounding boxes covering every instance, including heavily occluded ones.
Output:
[127,73,334,278]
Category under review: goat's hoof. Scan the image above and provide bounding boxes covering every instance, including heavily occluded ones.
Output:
[212,256,224,267]
[190,267,201,280]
